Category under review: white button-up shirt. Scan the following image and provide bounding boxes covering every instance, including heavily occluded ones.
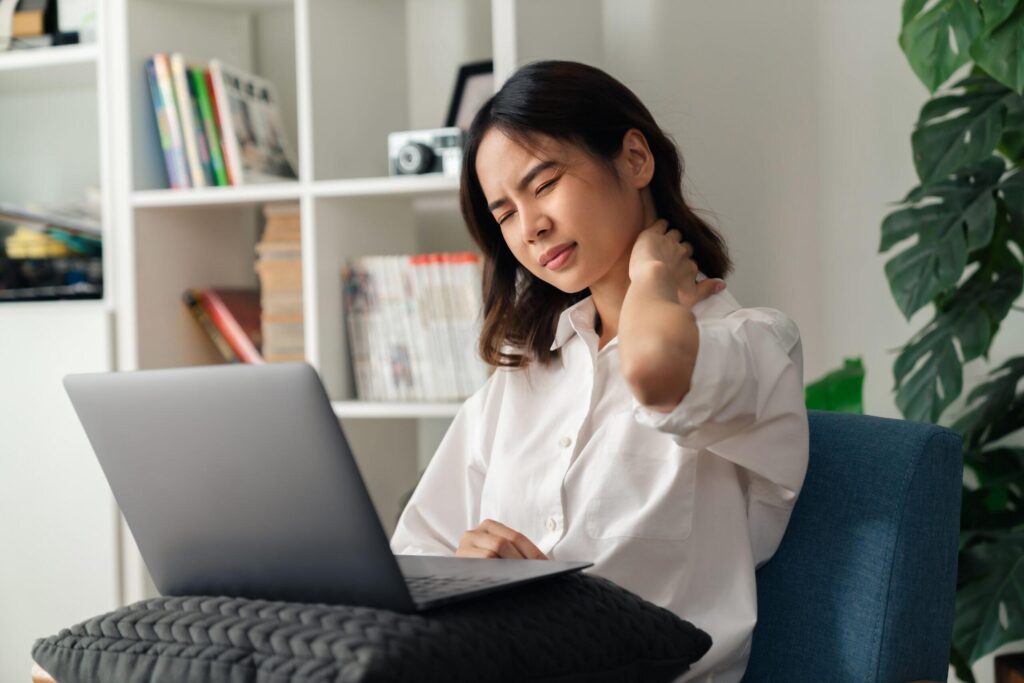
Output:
[389,284,810,683]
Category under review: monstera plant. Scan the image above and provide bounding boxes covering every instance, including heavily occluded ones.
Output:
[882,1,1024,679]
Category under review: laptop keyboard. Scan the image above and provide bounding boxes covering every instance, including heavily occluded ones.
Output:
[404,574,510,601]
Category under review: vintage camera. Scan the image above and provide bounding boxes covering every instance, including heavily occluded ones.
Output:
[388,127,464,177]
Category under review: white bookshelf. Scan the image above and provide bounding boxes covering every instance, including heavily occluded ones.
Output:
[97,0,608,604]
[0,4,122,678]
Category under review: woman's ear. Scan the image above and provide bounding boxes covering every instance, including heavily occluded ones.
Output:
[618,128,655,189]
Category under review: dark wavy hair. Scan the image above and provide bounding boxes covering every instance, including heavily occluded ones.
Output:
[460,60,732,370]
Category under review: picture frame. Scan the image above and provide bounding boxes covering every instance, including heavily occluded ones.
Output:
[445,60,494,130]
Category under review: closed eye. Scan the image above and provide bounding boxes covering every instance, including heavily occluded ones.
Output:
[496,178,559,226]
[536,178,558,195]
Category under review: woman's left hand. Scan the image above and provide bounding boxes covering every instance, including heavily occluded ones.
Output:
[628,218,725,307]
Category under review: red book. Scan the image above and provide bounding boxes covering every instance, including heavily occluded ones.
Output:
[197,288,264,364]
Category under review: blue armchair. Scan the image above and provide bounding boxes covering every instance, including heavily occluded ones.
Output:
[742,410,963,682]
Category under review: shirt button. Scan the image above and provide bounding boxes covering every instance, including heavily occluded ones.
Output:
[558,436,572,448]
[546,517,557,531]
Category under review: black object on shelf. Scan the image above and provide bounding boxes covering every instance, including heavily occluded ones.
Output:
[0,255,103,301]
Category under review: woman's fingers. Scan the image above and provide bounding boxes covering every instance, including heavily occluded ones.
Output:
[473,531,528,559]
[455,520,550,559]
[481,519,549,559]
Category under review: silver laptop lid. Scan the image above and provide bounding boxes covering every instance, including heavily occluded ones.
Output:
[63,362,415,612]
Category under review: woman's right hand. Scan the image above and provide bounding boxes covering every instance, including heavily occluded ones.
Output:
[455,518,549,559]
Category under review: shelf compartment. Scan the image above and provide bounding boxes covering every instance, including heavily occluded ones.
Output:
[307,0,492,181]
[0,44,97,91]
[128,0,299,192]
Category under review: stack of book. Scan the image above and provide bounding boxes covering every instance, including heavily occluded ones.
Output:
[144,52,298,189]
[342,252,491,402]
[255,203,304,362]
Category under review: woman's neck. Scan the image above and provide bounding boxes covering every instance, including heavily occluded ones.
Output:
[590,268,629,348]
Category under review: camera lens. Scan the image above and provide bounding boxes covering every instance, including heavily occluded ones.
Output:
[397,142,435,174]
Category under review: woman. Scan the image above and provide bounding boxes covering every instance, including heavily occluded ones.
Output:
[389,60,809,683]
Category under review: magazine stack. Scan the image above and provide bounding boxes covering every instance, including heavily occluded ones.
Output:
[342,252,491,402]
[255,203,304,362]
[144,52,298,188]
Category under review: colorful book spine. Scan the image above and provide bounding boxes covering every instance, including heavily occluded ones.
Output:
[199,289,265,364]
[191,67,229,186]
[145,57,183,190]
[208,59,243,186]
[169,53,205,188]
[150,54,190,189]
[185,66,216,186]
[205,68,235,185]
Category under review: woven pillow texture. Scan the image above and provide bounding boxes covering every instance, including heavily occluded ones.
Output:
[32,572,712,682]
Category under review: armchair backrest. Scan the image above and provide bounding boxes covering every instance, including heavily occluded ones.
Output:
[742,410,963,682]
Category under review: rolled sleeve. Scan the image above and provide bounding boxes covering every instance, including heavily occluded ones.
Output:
[631,308,809,504]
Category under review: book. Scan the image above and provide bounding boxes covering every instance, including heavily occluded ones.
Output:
[183,62,216,186]
[170,53,208,188]
[151,53,190,189]
[205,68,235,186]
[182,289,239,363]
[145,57,179,189]
[255,204,304,362]
[190,66,228,186]
[342,252,486,402]
[208,59,298,185]
[341,260,372,400]
[191,287,264,364]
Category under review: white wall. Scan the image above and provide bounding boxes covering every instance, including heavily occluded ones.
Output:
[0,304,119,680]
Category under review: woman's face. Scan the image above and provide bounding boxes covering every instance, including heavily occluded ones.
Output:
[475,128,653,294]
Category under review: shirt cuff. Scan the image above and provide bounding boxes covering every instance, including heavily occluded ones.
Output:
[630,321,747,442]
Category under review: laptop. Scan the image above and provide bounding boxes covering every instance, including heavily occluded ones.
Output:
[63,361,592,613]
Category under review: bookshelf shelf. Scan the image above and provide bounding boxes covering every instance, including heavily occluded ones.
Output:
[131,183,303,208]
[312,175,460,199]
[0,299,107,314]
[0,44,98,90]
[331,400,461,420]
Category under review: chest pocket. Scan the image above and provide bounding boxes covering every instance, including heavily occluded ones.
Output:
[584,411,698,542]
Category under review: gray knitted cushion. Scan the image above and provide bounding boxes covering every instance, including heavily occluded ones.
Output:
[32,572,712,682]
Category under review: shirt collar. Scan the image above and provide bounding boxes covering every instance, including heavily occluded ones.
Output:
[550,296,597,351]
[549,271,721,352]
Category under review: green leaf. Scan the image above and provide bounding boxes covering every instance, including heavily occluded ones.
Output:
[980,0,1020,27]
[804,357,865,412]
[881,157,1005,318]
[894,324,963,422]
[910,76,1016,185]
[901,0,985,92]
[903,0,930,27]
[950,643,977,683]
[953,356,1024,447]
[970,0,1024,93]
[891,229,1022,423]
[954,539,1024,664]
